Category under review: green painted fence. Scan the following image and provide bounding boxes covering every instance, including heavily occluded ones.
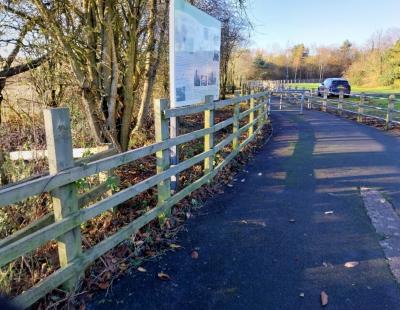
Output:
[0,90,270,308]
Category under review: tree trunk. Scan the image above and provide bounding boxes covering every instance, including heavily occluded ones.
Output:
[120,0,143,151]
[81,86,105,145]
[132,0,158,133]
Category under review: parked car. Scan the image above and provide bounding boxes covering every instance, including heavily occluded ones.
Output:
[317,78,351,97]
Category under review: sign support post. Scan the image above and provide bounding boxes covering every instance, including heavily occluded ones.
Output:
[169,0,221,192]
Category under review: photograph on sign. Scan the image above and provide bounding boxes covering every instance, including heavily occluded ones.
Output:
[170,0,221,108]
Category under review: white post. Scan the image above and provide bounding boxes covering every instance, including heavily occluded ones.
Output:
[386,95,395,130]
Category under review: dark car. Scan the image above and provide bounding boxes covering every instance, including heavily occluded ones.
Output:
[317,78,351,97]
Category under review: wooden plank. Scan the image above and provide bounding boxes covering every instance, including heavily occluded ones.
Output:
[9,146,113,161]
[0,213,54,248]
[204,95,215,174]
[75,146,117,165]
[44,108,81,291]
[164,91,269,118]
[154,99,171,214]
[238,102,263,121]
[0,174,121,250]
[0,117,234,207]
[0,147,117,192]
[215,92,267,110]
[0,212,80,267]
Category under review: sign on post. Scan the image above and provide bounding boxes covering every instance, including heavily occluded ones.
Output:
[169,0,221,191]
[170,0,221,108]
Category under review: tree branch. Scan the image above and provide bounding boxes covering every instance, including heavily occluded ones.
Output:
[0,55,48,78]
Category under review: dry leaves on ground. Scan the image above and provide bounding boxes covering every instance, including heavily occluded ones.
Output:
[344,261,359,268]
[191,250,199,259]
[157,272,171,281]
[170,244,182,249]
[321,291,328,306]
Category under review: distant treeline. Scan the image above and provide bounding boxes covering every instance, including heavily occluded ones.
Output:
[230,29,400,88]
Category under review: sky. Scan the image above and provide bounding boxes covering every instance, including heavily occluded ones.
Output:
[247,0,400,51]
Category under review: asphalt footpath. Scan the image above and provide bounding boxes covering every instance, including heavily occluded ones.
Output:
[90,108,400,310]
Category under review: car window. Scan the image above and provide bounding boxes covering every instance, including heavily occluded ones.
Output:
[332,80,350,86]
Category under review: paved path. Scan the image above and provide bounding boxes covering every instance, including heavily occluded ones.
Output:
[91,109,400,309]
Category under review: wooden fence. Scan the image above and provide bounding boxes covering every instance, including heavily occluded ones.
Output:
[247,79,322,89]
[272,86,399,130]
[0,91,270,308]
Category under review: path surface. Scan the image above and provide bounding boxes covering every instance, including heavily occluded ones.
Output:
[90,109,400,310]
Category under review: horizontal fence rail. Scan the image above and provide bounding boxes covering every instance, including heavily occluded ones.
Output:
[270,85,399,130]
[0,91,271,308]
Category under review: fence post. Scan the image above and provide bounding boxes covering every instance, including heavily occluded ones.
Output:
[358,93,365,123]
[322,88,328,112]
[338,87,344,116]
[257,95,264,129]
[248,91,255,137]
[154,99,171,214]
[44,108,81,291]
[233,94,240,150]
[386,95,395,130]
[279,93,283,110]
[300,92,304,115]
[267,91,272,117]
[204,95,215,175]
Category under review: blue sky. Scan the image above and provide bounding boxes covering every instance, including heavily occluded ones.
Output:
[247,0,400,50]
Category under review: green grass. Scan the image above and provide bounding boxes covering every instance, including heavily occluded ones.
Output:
[289,83,400,97]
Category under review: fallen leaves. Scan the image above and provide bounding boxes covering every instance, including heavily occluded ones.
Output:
[169,243,182,249]
[157,272,171,281]
[119,263,128,271]
[320,291,328,306]
[344,261,359,268]
[98,282,109,290]
[191,250,199,259]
